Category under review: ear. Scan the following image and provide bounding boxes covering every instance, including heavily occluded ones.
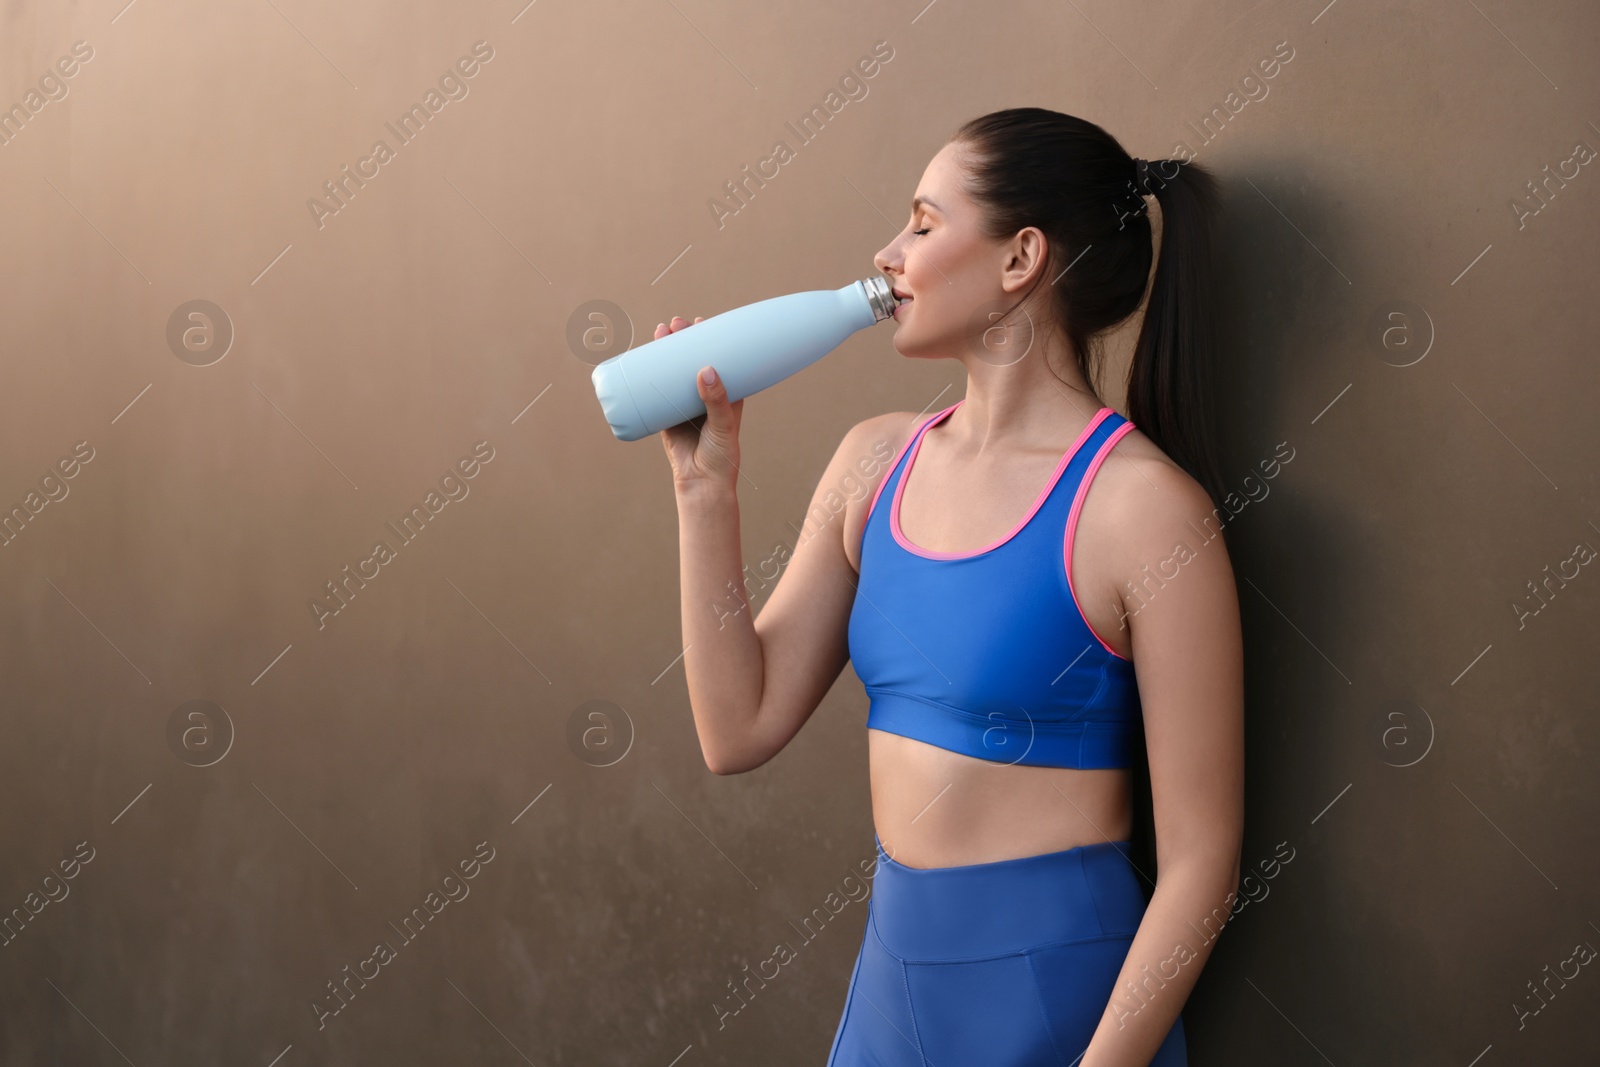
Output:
[1000,226,1049,293]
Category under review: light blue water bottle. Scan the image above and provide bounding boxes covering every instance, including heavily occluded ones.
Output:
[591,276,902,441]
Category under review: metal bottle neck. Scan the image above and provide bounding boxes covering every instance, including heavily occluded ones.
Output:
[859,276,901,323]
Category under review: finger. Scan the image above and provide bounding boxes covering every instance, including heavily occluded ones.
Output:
[696,366,731,438]
[655,322,667,339]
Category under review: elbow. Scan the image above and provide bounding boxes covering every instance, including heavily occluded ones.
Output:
[1161,841,1241,897]
[1211,845,1243,900]
[699,704,771,775]
[704,753,743,776]
[703,737,775,775]
[702,745,756,776]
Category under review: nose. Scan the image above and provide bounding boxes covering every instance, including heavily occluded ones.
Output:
[873,237,902,278]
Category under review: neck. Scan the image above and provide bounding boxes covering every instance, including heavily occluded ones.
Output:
[947,333,1104,449]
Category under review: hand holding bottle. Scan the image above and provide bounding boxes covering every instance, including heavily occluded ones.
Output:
[657,316,746,495]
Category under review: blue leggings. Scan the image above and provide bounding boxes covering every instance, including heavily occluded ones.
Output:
[826,836,1187,1066]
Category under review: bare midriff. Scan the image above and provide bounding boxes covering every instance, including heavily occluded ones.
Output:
[867,728,1133,870]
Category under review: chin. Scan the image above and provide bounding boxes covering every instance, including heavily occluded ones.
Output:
[890,328,947,361]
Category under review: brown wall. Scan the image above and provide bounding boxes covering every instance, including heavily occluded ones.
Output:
[2,0,1596,1063]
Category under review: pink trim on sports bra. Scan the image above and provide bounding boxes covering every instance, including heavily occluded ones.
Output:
[864,403,958,527]
[1063,419,1137,661]
[891,401,1115,561]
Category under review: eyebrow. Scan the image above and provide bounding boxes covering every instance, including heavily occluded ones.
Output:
[911,196,941,214]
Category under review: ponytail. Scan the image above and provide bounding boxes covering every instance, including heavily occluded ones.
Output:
[1126,157,1225,505]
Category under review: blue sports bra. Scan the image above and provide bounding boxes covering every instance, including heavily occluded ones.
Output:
[846,399,1142,770]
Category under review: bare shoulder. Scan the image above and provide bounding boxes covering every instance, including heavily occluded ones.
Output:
[1099,425,1204,500]
[1086,424,1233,589]
[840,409,922,469]
[1065,424,1233,659]
[1093,426,1219,537]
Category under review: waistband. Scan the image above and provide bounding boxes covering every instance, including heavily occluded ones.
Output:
[867,834,1147,962]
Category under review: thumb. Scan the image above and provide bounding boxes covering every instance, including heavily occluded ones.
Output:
[696,365,733,439]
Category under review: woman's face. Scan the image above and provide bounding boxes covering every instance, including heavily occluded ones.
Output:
[874,141,1026,362]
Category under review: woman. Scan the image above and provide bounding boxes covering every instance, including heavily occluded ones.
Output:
[660,108,1244,1066]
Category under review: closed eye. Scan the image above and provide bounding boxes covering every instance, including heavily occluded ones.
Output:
[912,228,930,236]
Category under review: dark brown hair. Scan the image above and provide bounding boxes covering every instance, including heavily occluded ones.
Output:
[949,107,1224,504]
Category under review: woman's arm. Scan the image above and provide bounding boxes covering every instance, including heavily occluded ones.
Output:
[663,324,912,773]
[1081,457,1246,1066]
[676,416,909,774]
